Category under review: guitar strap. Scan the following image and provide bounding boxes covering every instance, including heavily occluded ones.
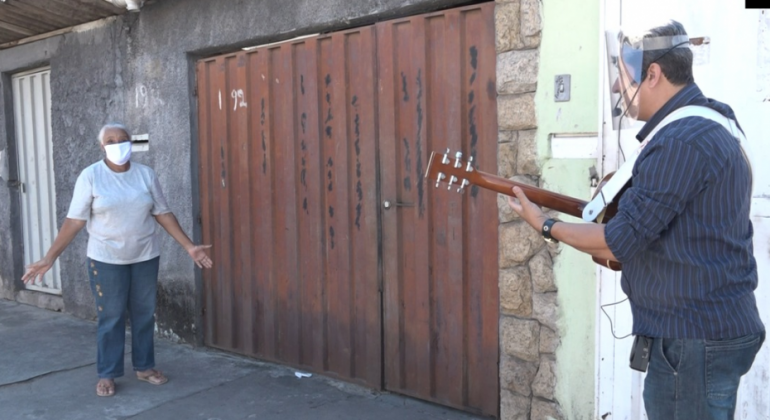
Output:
[582,105,751,222]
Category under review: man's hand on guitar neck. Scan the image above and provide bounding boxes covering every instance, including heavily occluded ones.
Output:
[507,187,550,235]
[507,186,619,263]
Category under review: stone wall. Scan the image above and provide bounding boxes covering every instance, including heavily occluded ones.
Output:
[495,0,565,418]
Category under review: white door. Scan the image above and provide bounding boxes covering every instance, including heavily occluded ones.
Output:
[13,68,62,295]
[596,3,770,419]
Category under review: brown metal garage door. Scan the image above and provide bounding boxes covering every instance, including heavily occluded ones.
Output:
[377,5,499,415]
[196,2,498,416]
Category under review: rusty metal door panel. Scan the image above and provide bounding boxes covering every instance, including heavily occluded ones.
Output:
[377,3,499,416]
[196,26,382,387]
[247,49,277,359]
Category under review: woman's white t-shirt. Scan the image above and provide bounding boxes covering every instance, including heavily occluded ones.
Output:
[66,160,170,264]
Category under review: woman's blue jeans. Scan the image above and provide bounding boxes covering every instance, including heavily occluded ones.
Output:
[87,257,160,379]
[643,332,765,420]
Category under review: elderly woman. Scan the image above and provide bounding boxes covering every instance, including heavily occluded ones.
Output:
[22,123,212,397]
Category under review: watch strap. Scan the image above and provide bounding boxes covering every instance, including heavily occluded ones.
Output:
[541,219,559,243]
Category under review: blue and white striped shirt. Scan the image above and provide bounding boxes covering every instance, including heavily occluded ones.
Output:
[604,83,764,339]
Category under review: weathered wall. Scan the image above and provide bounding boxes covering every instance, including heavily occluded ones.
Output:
[495,0,600,418]
[0,0,474,343]
[494,0,566,419]
[536,0,601,417]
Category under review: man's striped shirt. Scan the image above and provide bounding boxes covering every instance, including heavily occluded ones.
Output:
[604,83,764,339]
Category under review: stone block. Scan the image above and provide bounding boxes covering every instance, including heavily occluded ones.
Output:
[499,220,544,268]
[500,388,531,420]
[532,355,557,400]
[520,0,542,48]
[501,354,539,396]
[531,398,565,420]
[498,141,518,179]
[515,129,540,176]
[499,130,517,144]
[500,315,540,362]
[498,94,537,131]
[500,266,532,317]
[539,326,560,354]
[529,248,556,293]
[533,292,560,333]
[495,1,522,53]
[497,49,539,94]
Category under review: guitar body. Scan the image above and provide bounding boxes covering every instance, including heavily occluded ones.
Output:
[426,151,626,271]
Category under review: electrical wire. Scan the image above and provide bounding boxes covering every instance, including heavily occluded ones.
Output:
[601,298,632,340]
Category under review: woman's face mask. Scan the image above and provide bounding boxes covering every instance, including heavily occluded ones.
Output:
[104,141,132,166]
[101,127,132,166]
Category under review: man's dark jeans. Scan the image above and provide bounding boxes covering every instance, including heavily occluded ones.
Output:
[644,332,765,420]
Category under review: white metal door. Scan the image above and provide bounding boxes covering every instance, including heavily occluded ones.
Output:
[13,68,62,295]
[597,3,770,419]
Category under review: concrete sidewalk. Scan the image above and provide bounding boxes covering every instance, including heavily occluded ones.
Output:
[0,299,487,420]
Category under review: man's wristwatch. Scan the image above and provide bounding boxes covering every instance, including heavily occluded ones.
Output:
[541,218,559,243]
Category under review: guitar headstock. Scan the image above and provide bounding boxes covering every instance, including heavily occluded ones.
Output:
[424,149,476,193]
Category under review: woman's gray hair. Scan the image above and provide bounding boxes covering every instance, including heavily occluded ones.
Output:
[97,123,131,144]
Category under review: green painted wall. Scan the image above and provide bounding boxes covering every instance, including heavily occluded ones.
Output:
[535,1,601,418]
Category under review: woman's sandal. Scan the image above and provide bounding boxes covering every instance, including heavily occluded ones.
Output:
[136,369,169,385]
[96,379,115,397]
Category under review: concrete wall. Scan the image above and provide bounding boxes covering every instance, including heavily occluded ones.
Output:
[0,0,473,343]
[535,0,601,417]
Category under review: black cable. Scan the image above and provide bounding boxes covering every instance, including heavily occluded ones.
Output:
[613,40,690,162]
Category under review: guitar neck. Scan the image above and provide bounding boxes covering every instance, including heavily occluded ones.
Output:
[425,151,590,219]
[425,151,620,270]
[472,171,587,219]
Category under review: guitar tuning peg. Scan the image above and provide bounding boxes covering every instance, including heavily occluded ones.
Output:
[465,156,474,172]
[442,149,451,164]
[457,179,469,193]
[454,151,463,168]
[447,175,457,190]
[435,172,446,188]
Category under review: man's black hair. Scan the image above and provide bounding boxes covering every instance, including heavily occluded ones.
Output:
[641,20,695,86]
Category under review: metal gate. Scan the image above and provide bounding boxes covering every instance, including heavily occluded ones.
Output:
[13,68,62,295]
[377,5,499,415]
[196,3,498,415]
[197,25,382,387]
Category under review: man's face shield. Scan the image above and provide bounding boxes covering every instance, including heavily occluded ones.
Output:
[605,30,690,129]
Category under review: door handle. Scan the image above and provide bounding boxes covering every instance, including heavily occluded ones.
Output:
[7,180,24,193]
[383,200,414,209]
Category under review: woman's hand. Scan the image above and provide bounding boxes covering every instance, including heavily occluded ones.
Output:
[187,245,213,269]
[20,218,85,285]
[22,257,54,285]
[154,213,213,269]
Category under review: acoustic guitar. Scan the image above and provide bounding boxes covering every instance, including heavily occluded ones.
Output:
[424,149,623,271]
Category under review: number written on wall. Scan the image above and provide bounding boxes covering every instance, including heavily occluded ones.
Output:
[217,89,248,111]
[135,84,166,108]
[231,89,248,111]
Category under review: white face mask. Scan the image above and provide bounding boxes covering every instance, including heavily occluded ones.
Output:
[104,142,132,166]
